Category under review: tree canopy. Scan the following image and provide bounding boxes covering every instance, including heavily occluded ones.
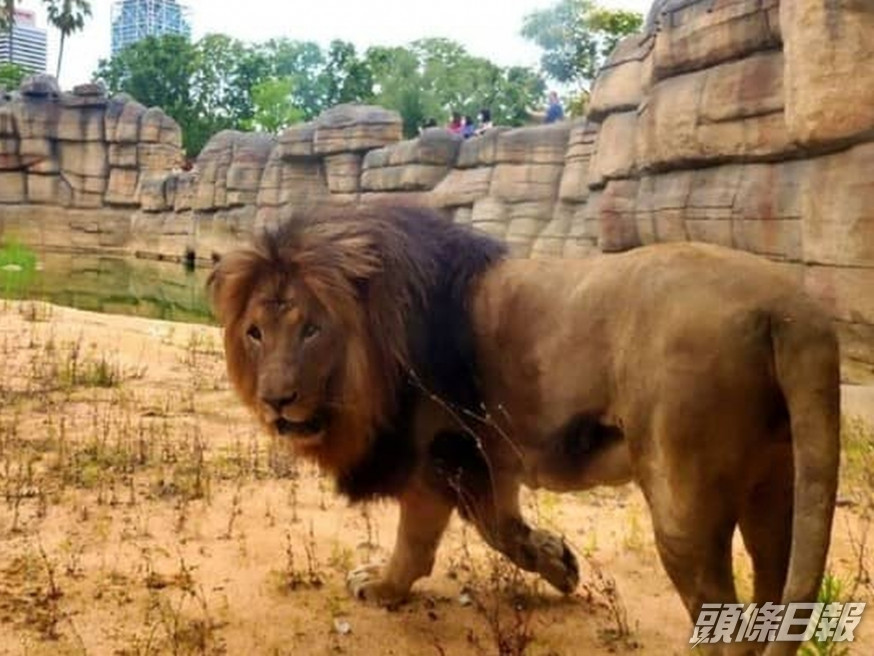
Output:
[521,0,643,92]
[95,33,548,156]
[246,77,304,134]
[0,61,23,87]
[367,38,544,137]
[45,0,92,78]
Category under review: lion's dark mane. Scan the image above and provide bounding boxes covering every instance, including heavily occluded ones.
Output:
[261,205,506,501]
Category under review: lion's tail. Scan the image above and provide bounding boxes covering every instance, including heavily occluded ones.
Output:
[763,306,841,656]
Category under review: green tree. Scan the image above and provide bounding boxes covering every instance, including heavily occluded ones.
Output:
[0,61,24,88]
[95,32,545,155]
[490,66,547,126]
[257,38,373,120]
[44,0,92,79]
[260,38,326,120]
[521,0,643,91]
[247,76,304,133]
[320,40,374,109]
[97,33,275,156]
[366,38,545,137]
[96,35,198,152]
[366,45,440,137]
[192,34,265,133]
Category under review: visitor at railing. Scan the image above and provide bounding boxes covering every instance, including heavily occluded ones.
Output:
[544,90,564,124]
[474,108,493,136]
[462,115,476,139]
[447,111,463,134]
[418,117,438,135]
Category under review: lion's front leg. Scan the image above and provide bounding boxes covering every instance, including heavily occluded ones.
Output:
[461,477,580,594]
[495,518,580,594]
[347,485,453,606]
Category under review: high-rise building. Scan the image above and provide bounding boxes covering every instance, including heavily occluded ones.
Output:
[111,0,192,56]
[0,9,47,73]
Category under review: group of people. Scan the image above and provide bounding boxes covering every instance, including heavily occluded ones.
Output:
[444,108,494,138]
[419,91,565,138]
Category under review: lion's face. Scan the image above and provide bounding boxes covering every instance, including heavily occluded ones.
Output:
[209,210,425,474]
[237,279,345,448]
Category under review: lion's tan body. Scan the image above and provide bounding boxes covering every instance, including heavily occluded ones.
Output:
[471,243,809,494]
[467,245,839,654]
[210,209,840,656]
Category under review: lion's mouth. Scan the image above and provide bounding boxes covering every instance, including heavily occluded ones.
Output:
[275,409,329,440]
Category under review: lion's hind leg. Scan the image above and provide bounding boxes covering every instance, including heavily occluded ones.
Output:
[738,444,793,607]
[637,416,764,655]
[638,436,741,617]
[648,494,747,655]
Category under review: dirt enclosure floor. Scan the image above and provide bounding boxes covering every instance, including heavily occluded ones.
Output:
[0,301,871,656]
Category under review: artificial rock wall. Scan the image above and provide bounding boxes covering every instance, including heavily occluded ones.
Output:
[0,75,183,251]
[1,0,873,380]
[585,0,874,381]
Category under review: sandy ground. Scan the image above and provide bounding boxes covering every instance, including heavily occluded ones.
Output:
[0,300,871,656]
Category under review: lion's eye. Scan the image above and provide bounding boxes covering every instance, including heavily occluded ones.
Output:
[301,322,320,340]
[246,325,262,342]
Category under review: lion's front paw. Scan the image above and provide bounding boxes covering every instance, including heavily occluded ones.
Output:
[529,529,580,594]
[346,564,410,607]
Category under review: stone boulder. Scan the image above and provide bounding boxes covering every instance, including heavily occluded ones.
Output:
[456,127,510,168]
[649,0,780,81]
[256,142,330,213]
[782,0,874,145]
[141,107,182,147]
[278,121,317,159]
[58,102,104,142]
[588,111,638,188]
[325,153,363,194]
[105,168,139,206]
[226,132,276,206]
[105,95,146,144]
[193,130,235,210]
[588,34,651,122]
[490,162,564,203]
[313,104,402,155]
[432,167,492,208]
[72,81,107,98]
[635,52,792,170]
[800,142,874,268]
[62,82,108,109]
[12,97,60,174]
[489,124,571,204]
[0,88,180,209]
[558,121,597,203]
[139,172,174,213]
[495,123,570,165]
[382,128,463,166]
[360,129,461,193]
[0,171,25,203]
[174,172,196,212]
[27,172,71,206]
[20,74,61,98]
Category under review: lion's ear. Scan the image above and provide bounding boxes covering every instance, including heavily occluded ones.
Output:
[206,250,263,327]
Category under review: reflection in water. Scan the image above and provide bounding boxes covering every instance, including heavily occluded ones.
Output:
[0,251,215,325]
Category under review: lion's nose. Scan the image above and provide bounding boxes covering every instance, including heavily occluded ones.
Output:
[261,391,299,413]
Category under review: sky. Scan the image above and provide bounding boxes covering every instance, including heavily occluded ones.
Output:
[16,0,652,89]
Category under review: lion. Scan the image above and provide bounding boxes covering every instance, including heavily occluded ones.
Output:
[208,205,840,656]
